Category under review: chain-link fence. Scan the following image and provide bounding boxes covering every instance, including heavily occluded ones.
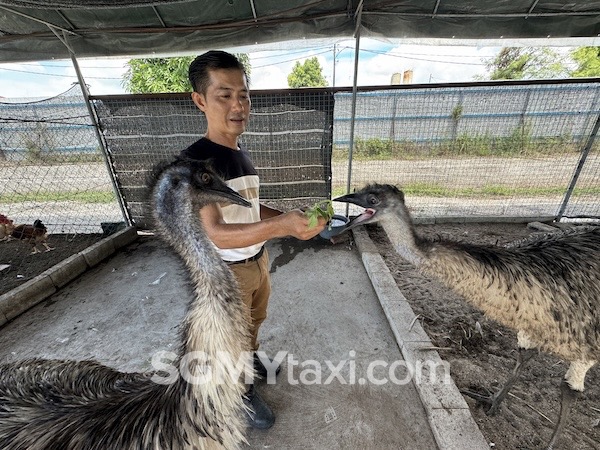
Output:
[334,79,600,220]
[0,85,123,294]
[0,86,123,231]
[1,79,599,295]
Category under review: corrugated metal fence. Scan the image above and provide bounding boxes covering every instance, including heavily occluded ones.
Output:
[333,79,600,220]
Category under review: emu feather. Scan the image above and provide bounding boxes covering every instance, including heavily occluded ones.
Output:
[335,183,599,450]
[0,158,254,450]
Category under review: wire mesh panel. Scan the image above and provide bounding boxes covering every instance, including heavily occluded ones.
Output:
[92,94,198,230]
[334,80,600,221]
[92,90,334,229]
[247,90,334,207]
[0,85,124,295]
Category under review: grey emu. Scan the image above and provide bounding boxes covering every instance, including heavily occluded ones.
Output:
[335,184,599,450]
[0,158,254,450]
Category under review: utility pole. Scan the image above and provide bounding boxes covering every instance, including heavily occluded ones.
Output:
[332,43,344,87]
[332,43,337,87]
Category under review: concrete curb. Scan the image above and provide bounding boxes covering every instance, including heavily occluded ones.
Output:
[0,226,138,329]
[352,227,489,450]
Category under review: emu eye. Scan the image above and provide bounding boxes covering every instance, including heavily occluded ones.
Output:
[368,195,379,205]
[201,173,211,184]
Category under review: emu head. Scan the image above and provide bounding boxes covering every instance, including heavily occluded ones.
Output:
[334,184,409,230]
[155,157,251,209]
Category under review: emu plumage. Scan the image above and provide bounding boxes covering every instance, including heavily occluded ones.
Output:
[0,158,254,449]
[335,184,599,450]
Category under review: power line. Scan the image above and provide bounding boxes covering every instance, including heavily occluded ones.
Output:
[17,61,127,69]
[359,48,488,66]
[0,44,495,81]
[0,66,122,80]
[251,44,491,67]
[250,45,332,61]
[363,47,492,59]
[252,49,333,69]
[8,46,334,68]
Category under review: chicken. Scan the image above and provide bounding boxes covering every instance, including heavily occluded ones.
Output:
[0,214,14,241]
[11,219,54,254]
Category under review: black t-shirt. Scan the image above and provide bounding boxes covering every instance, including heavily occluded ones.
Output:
[179,137,264,261]
[180,137,257,183]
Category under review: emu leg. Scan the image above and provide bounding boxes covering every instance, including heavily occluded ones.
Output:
[546,360,595,449]
[545,380,578,450]
[463,347,536,415]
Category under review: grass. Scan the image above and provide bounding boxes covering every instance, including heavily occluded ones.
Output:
[332,183,600,199]
[0,190,116,204]
[0,153,104,167]
[332,132,587,162]
[4,184,595,206]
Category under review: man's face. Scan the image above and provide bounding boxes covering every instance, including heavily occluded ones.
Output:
[192,68,250,146]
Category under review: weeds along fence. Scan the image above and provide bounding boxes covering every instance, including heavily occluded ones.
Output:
[0,79,599,295]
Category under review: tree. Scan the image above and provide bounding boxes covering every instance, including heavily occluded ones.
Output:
[287,57,328,88]
[480,47,569,80]
[570,47,600,77]
[123,54,252,94]
[485,48,528,80]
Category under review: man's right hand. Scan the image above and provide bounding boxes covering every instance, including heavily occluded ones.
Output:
[280,209,327,240]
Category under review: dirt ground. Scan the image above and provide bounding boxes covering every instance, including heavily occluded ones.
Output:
[367,222,600,450]
[0,234,104,295]
[2,222,598,449]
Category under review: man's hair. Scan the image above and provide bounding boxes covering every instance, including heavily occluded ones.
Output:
[188,50,248,94]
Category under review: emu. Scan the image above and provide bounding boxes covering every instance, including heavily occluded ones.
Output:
[335,184,599,450]
[0,158,254,450]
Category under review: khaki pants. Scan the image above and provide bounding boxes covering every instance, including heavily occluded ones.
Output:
[228,249,271,352]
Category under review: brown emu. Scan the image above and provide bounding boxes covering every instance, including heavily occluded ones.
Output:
[335,184,599,450]
[0,158,254,450]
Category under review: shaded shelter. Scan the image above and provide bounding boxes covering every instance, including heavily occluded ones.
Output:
[0,1,599,63]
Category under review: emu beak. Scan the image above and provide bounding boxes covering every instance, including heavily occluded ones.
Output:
[333,192,364,207]
[209,179,252,208]
[333,192,377,230]
[218,189,252,208]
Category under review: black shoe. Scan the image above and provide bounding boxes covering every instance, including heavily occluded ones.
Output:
[254,352,282,380]
[244,385,275,429]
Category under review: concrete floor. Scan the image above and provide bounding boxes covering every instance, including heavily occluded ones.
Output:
[0,234,439,449]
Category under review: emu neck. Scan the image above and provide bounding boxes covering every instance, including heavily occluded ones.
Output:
[161,194,225,287]
[153,181,239,353]
[151,173,251,449]
[380,214,424,266]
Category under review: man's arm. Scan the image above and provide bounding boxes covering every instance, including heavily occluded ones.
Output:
[199,203,326,249]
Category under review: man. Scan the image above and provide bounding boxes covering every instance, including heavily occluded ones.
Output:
[181,50,326,430]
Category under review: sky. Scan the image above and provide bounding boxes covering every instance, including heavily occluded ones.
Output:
[0,37,577,100]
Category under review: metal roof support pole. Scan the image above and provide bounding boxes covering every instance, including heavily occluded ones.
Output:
[0,6,75,36]
[248,0,258,21]
[556,108,600,221]
[344,0,363,216]
[70,54,132,226]
[50,28,132,226]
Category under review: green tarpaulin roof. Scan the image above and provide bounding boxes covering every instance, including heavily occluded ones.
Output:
[0,0,599,62]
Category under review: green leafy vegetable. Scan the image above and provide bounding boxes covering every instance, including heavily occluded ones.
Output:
[304,200,334,229]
